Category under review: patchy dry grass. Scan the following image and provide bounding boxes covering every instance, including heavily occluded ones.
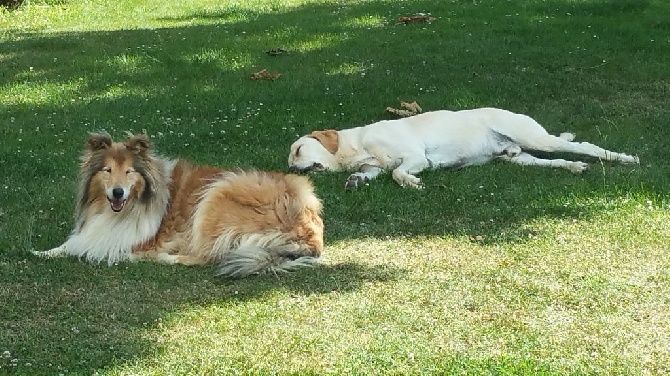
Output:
[1,0,669,374]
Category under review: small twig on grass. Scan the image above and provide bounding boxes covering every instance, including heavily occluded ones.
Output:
[266,48,288,56]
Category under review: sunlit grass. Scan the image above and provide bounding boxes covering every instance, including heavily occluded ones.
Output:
[108,54,155,73]
[341,14,387,29]
[182,48,253,71]
[1,0,669,375]
[326,61,369,76]
[289,33,343,53]
[104,202,670,375]
[0,80,82,106]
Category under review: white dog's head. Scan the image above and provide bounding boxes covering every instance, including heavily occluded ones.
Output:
[288,130,340,173]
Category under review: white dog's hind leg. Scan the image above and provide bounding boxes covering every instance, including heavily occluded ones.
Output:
[345,165,383,190]
[502,152,589,174]
[32,245,68,258]
[559,132,575,141]
[391,157,430,189]
[525,134,639,164]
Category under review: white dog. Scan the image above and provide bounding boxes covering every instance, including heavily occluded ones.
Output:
[288,107,639,189]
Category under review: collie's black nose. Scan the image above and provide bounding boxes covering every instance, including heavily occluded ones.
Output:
[112,188,124,199]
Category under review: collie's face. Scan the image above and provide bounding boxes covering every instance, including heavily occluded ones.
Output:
[94,155,146,212]
[81,133,152,213]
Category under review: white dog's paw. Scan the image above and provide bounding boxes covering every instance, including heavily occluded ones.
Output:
[345,173,369,190]
[32,246,67,258]
[568,161,589,174]
[559,132,576,142]
[401,176,424,189]
[504,145,522,157]
[621,154,640,164]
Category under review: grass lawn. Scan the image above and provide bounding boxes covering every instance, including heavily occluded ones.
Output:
[1,0,669,374]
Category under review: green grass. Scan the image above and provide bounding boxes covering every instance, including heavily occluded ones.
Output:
[1,0,669,374]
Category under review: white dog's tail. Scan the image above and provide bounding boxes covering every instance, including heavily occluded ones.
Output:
[215,233,320,278]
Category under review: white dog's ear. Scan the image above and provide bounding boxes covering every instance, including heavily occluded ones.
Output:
[309,130,339,154]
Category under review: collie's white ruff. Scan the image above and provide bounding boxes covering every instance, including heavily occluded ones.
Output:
[43,159,176,265]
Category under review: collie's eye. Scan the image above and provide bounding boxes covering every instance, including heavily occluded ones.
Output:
[102,167,111,173]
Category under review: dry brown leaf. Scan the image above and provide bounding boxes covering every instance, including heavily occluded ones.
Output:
[400,101,423,113]
[250,69,282,80]
[386,101,423,117]
[385,107,416,117]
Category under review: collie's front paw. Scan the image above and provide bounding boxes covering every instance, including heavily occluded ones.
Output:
[32,246,67,258]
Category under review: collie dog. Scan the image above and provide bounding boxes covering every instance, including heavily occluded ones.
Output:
[34,133,325,278]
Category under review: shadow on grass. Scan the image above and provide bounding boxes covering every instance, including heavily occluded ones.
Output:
[0,257,404,374]
[0,0,668,373]
[0,0,666,252]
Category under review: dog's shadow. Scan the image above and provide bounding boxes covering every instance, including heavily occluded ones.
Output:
[314,161,649,245]
[1,256,404,374]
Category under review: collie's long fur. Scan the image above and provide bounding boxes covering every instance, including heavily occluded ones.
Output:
[35,133,324,278]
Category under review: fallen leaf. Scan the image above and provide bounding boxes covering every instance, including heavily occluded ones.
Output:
[385,100,423,117]
[400,101,422,113]
[250,69,282,80]
[386,107,417,117]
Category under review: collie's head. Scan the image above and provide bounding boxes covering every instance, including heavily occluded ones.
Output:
[76,133,160,218]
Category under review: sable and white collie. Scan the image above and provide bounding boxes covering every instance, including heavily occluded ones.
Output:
[34,133,325,278]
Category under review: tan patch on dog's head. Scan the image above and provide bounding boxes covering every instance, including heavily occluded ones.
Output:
[309,130,339,154]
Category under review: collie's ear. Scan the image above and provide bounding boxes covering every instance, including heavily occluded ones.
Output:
[125,134,151,156]
[87,133,112,152]
[309,130,339,154]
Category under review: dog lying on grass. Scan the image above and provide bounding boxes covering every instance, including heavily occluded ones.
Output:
[34,133,324,278]
[288,107,639,189]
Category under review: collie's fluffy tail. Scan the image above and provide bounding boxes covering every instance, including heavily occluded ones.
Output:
[216,247,319,278]
[215,233,320,278]
[196,171,324,278]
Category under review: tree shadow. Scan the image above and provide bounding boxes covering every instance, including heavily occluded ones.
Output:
[0,0,668,373]
[0,257,404,374]
[1,0,666,254]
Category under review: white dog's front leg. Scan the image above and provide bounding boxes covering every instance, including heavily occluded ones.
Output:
[345,165,383,190]
[391,158,430,189]
[32,244,68,258]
